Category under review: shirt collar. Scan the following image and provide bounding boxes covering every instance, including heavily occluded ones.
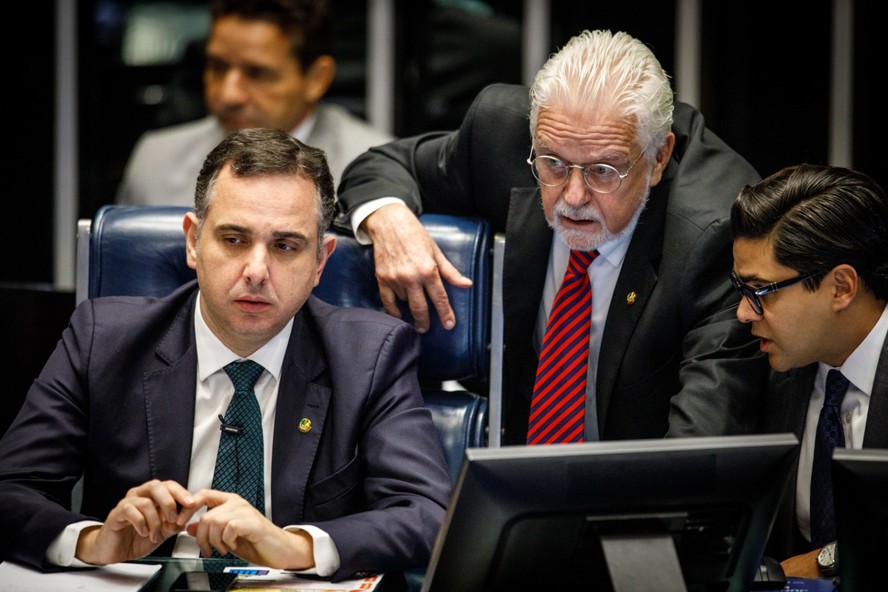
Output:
[818,302,888,397]
[290,108,318,144]
[193,290,294,383]
[551,218,636,272]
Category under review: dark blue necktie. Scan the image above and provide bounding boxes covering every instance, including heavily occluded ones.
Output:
[212,360,266,513]
[810,369,849,547]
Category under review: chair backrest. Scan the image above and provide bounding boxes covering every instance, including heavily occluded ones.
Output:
[76,204,491,482]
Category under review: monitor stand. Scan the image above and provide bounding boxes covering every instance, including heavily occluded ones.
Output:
[600,533,688,592]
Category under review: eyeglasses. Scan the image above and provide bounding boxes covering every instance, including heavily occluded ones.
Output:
[526,145,648,194]
[729,269,826,315]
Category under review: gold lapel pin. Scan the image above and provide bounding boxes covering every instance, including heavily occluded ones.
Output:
[626,291,637,305]
[298,418,312,433]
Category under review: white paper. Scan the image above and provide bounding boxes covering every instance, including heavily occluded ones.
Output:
[0,561,161,592]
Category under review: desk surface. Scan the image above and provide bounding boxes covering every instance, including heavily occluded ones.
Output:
[133,558,408,592]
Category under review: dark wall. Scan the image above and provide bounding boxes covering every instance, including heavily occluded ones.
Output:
[850,1,884,192]
[702,1,832,181]
[9,2,56,286]
[0,288,75,436]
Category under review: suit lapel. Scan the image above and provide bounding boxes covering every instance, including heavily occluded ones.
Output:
[767,365,816,555]
[503,186,550,338]
[863,334,888,448]
[270,309,331,525]
[143,295,200,486]
[595,187,666,427]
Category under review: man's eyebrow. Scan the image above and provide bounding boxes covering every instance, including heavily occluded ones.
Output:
[272,231,309,242]
[213,225,308,242]
[215,223,249,234]
[737,272,769,284]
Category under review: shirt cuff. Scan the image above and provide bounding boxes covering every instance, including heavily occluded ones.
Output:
[350,198,407,244]
[45,520,103,566]
[284,525,340,577]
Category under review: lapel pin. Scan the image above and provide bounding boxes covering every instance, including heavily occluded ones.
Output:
[626,291,637,305]
[298,418,312,433]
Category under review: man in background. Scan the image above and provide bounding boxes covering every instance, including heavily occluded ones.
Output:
[117,0,393,205]
[731,163,887,577]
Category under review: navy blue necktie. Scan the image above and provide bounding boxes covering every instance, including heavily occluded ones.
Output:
[810,369,849,547]
[212,360,266,513]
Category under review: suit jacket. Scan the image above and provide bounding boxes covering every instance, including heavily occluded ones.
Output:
[760,335,888,560]
[338,83,770,445]
[116,103,394,206]
[0,282,451,580]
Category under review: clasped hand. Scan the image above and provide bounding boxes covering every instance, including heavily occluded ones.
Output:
[75,480,314,570]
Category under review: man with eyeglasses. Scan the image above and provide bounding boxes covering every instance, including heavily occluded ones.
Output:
[731,164,888,578]
[337,29,768,445]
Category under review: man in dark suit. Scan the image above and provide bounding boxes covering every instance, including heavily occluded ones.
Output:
[731,164,888,578]
[337,29,768,445]
[0,128,451,582]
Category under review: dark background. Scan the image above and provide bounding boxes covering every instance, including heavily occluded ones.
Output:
[4,0,883,435]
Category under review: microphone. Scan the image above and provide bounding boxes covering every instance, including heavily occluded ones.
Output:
[218,414,242,435]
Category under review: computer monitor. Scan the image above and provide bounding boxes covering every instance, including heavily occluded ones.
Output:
[832,447,888,592]
[421,434,799,592]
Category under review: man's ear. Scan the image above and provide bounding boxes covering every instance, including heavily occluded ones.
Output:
[830,264,859,311]
[183,212,200,270]
[313,234,337,286]
[304,55,335,103]
[649,132,675,187]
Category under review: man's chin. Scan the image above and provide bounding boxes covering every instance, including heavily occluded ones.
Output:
[766,353,794,373]
[556,228,606,252]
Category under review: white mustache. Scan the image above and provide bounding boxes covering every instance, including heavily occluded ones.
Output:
[553,201,601,222]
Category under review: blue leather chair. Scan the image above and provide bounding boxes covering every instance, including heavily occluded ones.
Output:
[76,205,491,483]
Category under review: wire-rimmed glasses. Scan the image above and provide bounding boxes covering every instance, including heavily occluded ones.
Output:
[526,145,648,194]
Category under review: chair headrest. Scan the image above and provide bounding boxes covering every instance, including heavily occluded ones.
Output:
[89,205,196,299]
[88,205,491,383]
[314,213,491,382]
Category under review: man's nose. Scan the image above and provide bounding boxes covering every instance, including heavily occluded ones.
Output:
[216,69,249,104]
[562,167,591,205]
[735,295,761,323]
[243,247,270,285]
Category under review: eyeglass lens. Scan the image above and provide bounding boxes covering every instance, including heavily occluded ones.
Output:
[532,156,623,193]
[730,272,764,314]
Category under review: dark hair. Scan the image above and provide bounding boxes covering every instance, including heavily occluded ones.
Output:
[731,163,888,300]
[210,0,332,70]
[194,127,336,249]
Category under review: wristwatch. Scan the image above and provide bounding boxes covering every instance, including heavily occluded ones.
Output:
[816,540,839,577]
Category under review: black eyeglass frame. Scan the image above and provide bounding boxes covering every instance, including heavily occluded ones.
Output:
[729,269,826,315]
[526,145,648,194]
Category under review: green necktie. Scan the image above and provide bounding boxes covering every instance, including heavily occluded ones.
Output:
[211,360,266,513]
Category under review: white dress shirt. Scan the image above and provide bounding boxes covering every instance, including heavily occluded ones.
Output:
[538,229,633,441]
[795,303,887,542]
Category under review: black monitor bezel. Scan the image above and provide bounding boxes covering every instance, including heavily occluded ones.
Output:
[421,434,799,592]
[832,447,888,592]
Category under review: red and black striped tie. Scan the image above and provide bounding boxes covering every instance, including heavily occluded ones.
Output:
[527,249,598,444]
